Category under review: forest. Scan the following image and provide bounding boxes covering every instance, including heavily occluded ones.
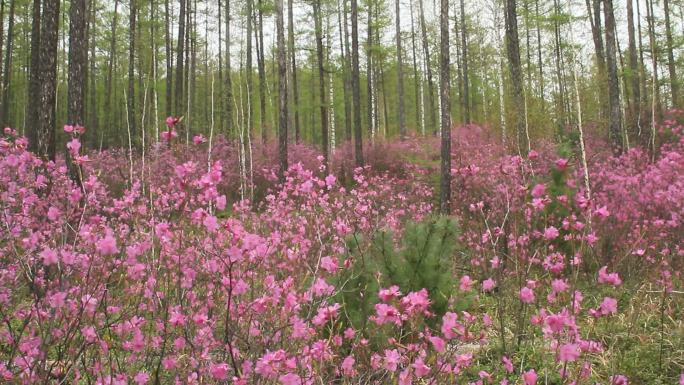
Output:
[1,0,684,383]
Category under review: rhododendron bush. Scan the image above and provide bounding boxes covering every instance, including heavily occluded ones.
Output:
[1,118,683,385]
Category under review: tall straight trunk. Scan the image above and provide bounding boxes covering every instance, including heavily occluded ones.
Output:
[663,0,678,106]
[396,0,406,138]
[225,0,234,136]
[366,4,374,139]
[338,0,352,142]
[552,0,566,124]
[505,0,527,153]
[88,0,98,142]
[288,0,300,143]
[218,0,223,134]
[37,0,60,160]
[586,0,607,117]
[175,0,186,116]
[246,0,254,142]
[646,0,661,118]
[626,0,640,131]
[604,0,622,153]
[313,0,328,163]
[351,0,363,166]
[150,0,159,140]
[535,0,543,98]
[459,0,470,124]
[276,0,287,180]
[1,0,15,127]
[27,0,41,151]
[67,0,87,181]
[439,0,450,214]
[409,0,422,134]
[257,0,267,143]
[637,0,647,121]
[164,0,172,118]
[418,0,436,133]
[128,0,137,141]
[68,0,87,127]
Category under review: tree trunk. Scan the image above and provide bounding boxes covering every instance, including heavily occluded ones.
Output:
[27,0,41,151]
[396,0,406,138]
[257,0,267,143]
[37,0,60,161]
[459,0,470,124]
[313,0,329,164]
[128,0,137,143]
[0,0,15,128]
[175,0,186,117]
[663,0,678,106]
[604,0,622,153]
[439,0,451,214]
[67,0,87,180]
[626,0,640,133]
[505,0,527,153]
[288,0,300,143]
[351,0,363,166]
[225,0,234,136]
[418,0,436,134]
[276,0,288,181]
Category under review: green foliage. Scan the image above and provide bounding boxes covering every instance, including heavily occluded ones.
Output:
[335,215,459,332]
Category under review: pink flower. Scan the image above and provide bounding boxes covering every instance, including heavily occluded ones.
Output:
[528,150,539,159]
[383,349,401,371]
[325,174,337,188]
[341,355,356,376]
[610,374,629,385]
[544,226,560,240]
[594,205,610,218]
[165,116,179,128]
[482,278,496,292]
[531,183,546,198]
[312,303,341,326]
[429,336,445,353]
[679,373,684,385]
[96,234,119,255]
[459,275,474,291]
[66,138,81,155]
[412,357,430,377]
[379,285,402,302]
[278,373,301,385]
[502,356,513,373]
[600,297,618,315]
[203,215,219,233]
[161,129,178,141]
[209,363,229,380]
[519,287,535,304]
[373,303,402,326]
[41,248,59,266]
[320,256,338,273]
[555,158,569,170]
[441,312,462,339]
[193,135,206,145]
[598,266,622,286]
[558,343,580,362]
[133,371,149,385]
[523,369,538,385]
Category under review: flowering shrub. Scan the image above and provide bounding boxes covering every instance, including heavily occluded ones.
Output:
[0,118,683,384]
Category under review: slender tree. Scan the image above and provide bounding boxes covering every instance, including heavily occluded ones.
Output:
[128,0,137,141]
[439,0,450,214]
[626,0,640,132]
[663,0,678,106]
[37,0,60,160]
[0,0,15,127]
[67,0,87,181]
[313,0,329,163]
[396,0,406,138]
[505,0,527,153]
[351,0,363,166]
[604,0,622,153]
[27,0,41,150]
[175,0,187,116]
[459,0,470,124]
[165,0,172,118]
[225,0,234,135]
[277,0,288,180]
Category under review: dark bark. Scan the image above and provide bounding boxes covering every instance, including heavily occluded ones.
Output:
[313,0,329,164]
[505,0,527,153]
[288,0,300,143]
[175,0,186,116]
[128,0,137,141]
[351,0,363,166]
[164,0,172,118]
[225,0,234,136]
[27,0,41,151]
[604,0,622,153]
[1,0,15,128]
[663,0,678,106]
[277,0,288,181]
[257,0,267,143]
[459,0,469,124]
[439,0,451,214]
[340,0,352,142]
[626,0,640,131]
[396,0,406,138]
[37,0,60,161]
[418,0,436,134]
